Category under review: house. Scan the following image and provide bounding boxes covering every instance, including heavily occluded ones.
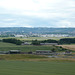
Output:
[28,51,32,54]
[65,51,72,54]
[0,51,9,54]
[40,43,58,45]
[9,50,21,54]
[21,42,31,45]
[36,50,52,55]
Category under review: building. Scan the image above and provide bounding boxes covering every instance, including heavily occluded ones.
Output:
[21,42,31,45]
[0,51,9,54]
[36,50,52,55]
[65,51,72,54]
[14,35,26,37]
[9,50,21,54]
[40,43,58,45]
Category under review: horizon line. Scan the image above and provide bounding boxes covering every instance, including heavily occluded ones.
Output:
[0,27,75,28]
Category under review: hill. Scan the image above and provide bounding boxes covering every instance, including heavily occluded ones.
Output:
[0,27,75,35]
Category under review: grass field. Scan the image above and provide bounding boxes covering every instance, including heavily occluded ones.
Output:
[19,37,62,40]
[0,54,75,62]
[0,37,60,41]
[0,40,75,75]
[0,60,75,75]
[0,42,59,52]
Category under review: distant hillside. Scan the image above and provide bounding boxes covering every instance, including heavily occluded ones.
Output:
[0,27,75,34]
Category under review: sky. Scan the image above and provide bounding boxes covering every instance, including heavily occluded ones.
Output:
[0,0,75,27]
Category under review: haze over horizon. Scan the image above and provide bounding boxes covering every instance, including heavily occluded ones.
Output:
[0,0,75,27]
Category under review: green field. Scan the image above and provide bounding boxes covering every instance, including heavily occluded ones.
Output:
[0,60,75,75]
[0,37,60,41]
[0,42,59,52]
[1,37,75,41]
[19,37,61,40]
[0,40,75,75]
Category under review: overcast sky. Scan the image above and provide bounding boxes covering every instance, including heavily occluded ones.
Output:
[0,0,75,27]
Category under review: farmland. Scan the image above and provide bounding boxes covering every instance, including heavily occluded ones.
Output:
[0,60,75,75]
[0,42,51,51]
[0,40,75,75]
[0,42,63,52]
[0,54,75,62]
[0,37,61,41]
[58,45,75,51]
[1,36,75,41]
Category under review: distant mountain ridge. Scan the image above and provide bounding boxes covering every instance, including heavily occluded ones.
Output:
[0,27,75,34]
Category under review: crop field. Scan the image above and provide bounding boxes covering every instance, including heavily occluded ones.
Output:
[58,45,75,51]
[0,60,75,75]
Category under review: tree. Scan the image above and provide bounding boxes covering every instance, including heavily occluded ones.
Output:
[41,39,58,43]
[32,39,40,45]
[51,48,56,52]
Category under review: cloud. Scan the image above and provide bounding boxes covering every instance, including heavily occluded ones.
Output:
[56,20,72,27]
[0,0,75,27]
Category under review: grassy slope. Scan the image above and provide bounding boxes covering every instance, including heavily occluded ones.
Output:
[0,42,17,47]
[0,42,74,52]
[0,61,75,75]
[0,42,56,52]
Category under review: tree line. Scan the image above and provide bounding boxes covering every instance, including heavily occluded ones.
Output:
[59,38,75,44]
[32,38,75,45]
[3,38,22,45]
[2,38,75,45]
